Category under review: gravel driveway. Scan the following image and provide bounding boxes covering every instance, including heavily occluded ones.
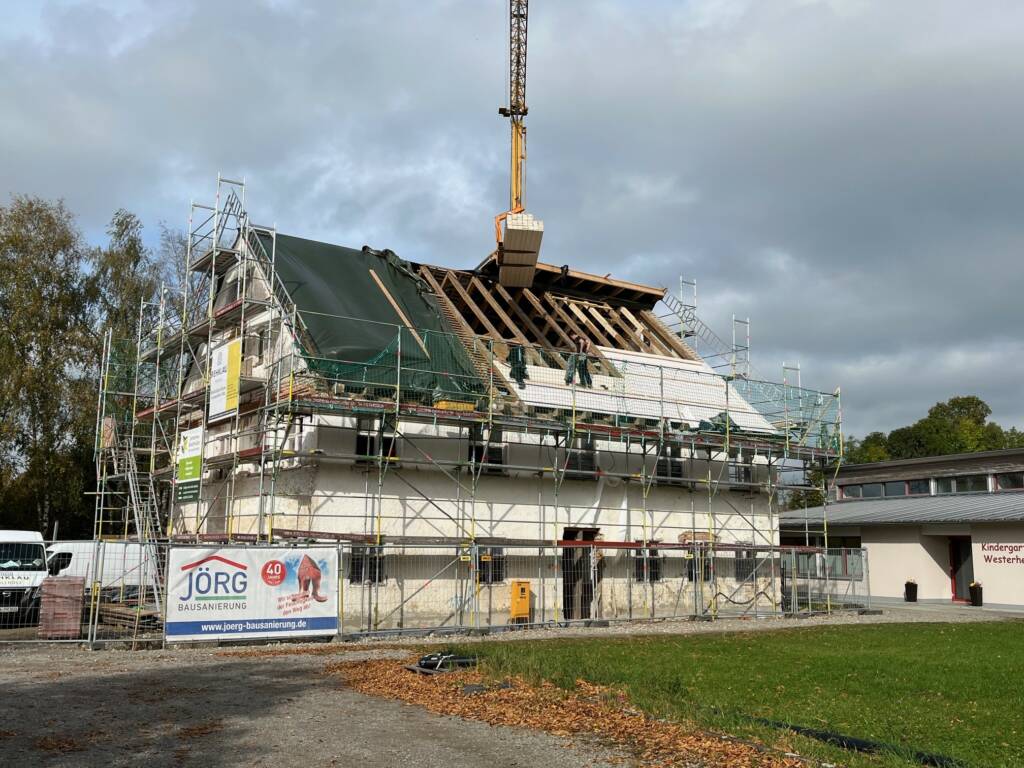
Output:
[1,605,1013,767]
[0,645,630,768]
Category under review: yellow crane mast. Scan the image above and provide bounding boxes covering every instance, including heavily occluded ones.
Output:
[494,0,543,288]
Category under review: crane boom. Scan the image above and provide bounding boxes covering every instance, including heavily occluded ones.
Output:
[494,0,543,288]
[504,0,528,212]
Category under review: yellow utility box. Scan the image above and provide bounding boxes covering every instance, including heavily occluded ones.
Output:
[509,580,531,622]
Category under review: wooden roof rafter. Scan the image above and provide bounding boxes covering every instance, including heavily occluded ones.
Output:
[491,283,567,370]
[617,305,672,357]
[468,276,544,366]
[562,299,614,348]
[638,309,698,361]
[541,293,617,376]
[606,306,658,355]
[441,272,504,344]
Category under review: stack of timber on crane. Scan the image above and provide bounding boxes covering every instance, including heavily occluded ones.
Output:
[499,212,544,287]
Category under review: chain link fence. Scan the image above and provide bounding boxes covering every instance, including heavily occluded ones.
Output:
[0,542,868,644]
[0,540,166,645]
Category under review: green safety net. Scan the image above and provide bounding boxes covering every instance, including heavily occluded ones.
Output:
[263,233,485,404]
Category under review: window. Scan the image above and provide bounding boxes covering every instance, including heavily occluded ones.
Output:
[348,545,386,584]
[907,479,930,495]
[469,427,507,476]
[656,446,686,486]
[884,481,907,497]
[861,483,884,498]
[634,546,663,583]
[565,436,596,475]
[955,475,988,494]
[686,549,712,582]
[355,419,398,465]
[825,547,865,581]
[733,549,758,581]
[936,477,954,494]
[841,485,862,499]
[997,472,1024,490]
[728,462,754,488]
[475,547,506,584]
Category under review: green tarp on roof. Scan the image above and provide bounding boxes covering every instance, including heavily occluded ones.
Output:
[258,233,483,402]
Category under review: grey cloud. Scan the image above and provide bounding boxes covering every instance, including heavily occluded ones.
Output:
[1,0,1022,435]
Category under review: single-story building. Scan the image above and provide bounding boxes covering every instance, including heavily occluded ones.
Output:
[781,448,1024,610]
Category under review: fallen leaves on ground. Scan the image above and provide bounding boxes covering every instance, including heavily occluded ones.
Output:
[329,658,807,768]
[34,735,88,753]
[178,719,224,739]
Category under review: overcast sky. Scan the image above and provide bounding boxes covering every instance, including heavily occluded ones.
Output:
[2,0,1023,437]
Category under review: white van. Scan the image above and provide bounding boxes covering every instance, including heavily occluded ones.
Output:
[0,530,66,627]
[46,540,154,590]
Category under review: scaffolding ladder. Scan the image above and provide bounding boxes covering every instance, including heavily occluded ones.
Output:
[116,441,165,614]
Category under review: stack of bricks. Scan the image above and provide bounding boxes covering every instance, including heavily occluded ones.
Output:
[37,576,86,640]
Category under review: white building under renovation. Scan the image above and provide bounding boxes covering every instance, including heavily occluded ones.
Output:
[94,179,844,631]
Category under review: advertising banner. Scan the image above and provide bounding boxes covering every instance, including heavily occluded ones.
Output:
[208,339,241,421]
[175,426,203,503]
[165,547,339,642]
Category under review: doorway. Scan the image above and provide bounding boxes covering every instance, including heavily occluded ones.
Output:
[561,527,600,620]
[949,537,974,602]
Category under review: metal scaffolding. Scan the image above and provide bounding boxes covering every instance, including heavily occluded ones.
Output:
[92,177,847,634]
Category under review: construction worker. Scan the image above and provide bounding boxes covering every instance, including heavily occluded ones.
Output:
[507,343,528,388]
[564,333,593,388]
[564,334,579,385]
[576,334,594,388]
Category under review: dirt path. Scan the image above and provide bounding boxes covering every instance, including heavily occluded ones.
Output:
[1,608,1014,767]
[0,645,630,768]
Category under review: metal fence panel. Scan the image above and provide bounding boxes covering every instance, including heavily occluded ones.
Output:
[0,543,870,644]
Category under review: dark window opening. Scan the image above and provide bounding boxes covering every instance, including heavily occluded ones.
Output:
[907,479,930,495]
[841,485,862,499]
[565,436,596,475]
[348,545,386,584]
[355,419,398,465]
[955,474,988,494]
[861,483,884,498]
[936,477,954,494]
[728,462,754,488]
[884,481,907,497]
[633,546,663,583]
[475,546,506,584]
[656,446,686,486]
[686,547,713,582]
[997,472,1024,490]
[469,426,507,476]
[733,549,757,581]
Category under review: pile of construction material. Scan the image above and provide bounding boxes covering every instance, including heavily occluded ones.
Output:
[499,213,544,287]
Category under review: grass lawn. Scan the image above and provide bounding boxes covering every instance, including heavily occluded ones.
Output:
[460,622,1024,768]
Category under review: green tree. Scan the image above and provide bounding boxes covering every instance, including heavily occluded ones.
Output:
[844,431,890,464]
[0,199,159,537]
[0,196,94,535]
[846,395,1023,464]
[89,209,160,344]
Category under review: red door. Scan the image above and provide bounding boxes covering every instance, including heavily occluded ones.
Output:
[948,537,974,602]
